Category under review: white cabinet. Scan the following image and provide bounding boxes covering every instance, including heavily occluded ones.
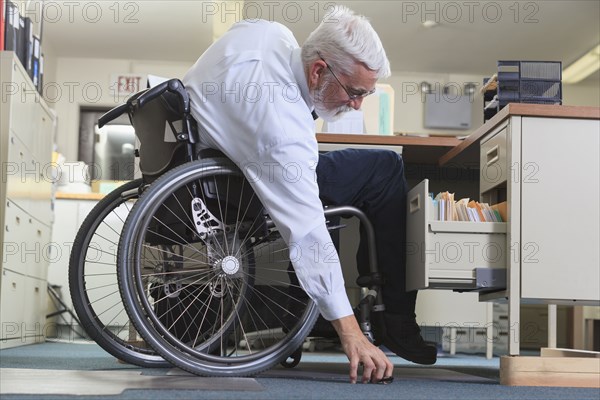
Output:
[431,104,600,356]
[46,197,99,319]
[478,113,600,306]
[0,52,55,349]
[518,117,599,302]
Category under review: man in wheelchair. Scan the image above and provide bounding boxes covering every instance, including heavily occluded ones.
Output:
[182,5,436,383]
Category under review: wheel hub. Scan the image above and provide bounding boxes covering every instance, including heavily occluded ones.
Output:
[220,255,240,275]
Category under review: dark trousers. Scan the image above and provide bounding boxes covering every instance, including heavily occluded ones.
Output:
[317,149,416,317]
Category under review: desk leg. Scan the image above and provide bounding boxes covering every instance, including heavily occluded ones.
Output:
[449,327,457,355]
[486,302,493,359]
[548,304,557,349]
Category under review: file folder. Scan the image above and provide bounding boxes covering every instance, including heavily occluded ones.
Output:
[1,0,5,51]
[24,16,34,78]
[4,0,19,57]
[32,35,40,88]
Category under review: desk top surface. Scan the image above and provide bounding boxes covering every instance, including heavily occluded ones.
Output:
[316,133,461,164]
[55,192,105,200]
[438,104,600,166]
[319,105,599,166]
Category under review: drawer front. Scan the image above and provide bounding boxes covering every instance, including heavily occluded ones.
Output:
[2,201,30,272]
[31,106,54,224]
[5,134,33,212]
[480,128,508,193]
[0,269,26,343]
[32,105,54,166]
[425,229,506,288]
[5,132,52,225]
[8,61,38,153]
[29,169,53,226]
[406,179,507,291]
[23,276,47,340]
[2,200,49,277]
[26,218,51,279]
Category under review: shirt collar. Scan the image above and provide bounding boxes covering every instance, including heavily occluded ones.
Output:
[291,47,313,112]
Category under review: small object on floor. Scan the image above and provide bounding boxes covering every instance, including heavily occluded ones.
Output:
[374,376,394,384]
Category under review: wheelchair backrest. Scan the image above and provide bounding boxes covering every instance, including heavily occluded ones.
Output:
[128,89,191,183]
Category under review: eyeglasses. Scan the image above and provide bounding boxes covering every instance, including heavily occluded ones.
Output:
[317,51,376,102]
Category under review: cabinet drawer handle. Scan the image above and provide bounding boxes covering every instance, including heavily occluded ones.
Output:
[409,194,421,213]
[486,145,500,166]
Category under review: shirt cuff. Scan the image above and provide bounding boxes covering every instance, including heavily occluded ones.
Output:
[316,289,354,321]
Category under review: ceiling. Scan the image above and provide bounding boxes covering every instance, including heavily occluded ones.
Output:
[40,0,600,83]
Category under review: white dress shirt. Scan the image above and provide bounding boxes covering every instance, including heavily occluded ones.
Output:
[183,20,352,321]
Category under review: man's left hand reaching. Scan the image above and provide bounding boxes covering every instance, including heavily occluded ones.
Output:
[331,315,394,384]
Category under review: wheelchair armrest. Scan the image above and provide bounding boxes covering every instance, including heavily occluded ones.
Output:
[132,79,190,113]
[98,103,129,128]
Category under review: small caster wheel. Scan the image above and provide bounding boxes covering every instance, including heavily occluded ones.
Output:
[280,347,302,368]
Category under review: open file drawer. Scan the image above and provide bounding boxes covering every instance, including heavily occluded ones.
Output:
[406,179,507,291]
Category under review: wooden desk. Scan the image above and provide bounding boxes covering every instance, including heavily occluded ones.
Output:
[317,133,461,164]
[55,192,105,201]
[434,104,600,387]
[318,105,600,167]
[438,104,600,167]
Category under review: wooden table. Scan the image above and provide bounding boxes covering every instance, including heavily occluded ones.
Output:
[316,133,462,164]
[438,104,600,166]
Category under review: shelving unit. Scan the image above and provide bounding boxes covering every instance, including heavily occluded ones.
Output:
[0,52,56,349]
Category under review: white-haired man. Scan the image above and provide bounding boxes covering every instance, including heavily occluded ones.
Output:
[184,6,436,384]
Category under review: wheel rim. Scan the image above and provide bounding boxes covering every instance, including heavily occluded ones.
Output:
[70,179,165,364]
[121,161,318,373]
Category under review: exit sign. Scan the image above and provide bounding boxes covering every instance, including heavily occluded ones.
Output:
[112,74,145,97]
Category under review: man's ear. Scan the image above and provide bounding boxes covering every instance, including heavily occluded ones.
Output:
[308,60,327,89]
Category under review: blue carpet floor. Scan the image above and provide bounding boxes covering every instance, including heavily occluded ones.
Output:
[1,341,599,400]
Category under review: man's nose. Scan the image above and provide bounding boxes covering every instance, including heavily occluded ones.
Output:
[349,97,364,110]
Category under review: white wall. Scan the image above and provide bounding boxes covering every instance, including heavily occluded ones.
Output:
[563,83,600,107]
[382,72,485,137]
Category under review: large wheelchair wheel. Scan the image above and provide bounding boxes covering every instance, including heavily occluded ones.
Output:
[118,158,319,376]
[69,179,170,367]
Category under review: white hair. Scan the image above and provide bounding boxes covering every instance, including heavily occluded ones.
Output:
[301,5,391,79]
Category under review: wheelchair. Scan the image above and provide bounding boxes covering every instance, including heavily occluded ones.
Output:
[69,78,388,376]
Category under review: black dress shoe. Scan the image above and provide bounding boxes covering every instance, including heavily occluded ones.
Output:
[382,312,437,365]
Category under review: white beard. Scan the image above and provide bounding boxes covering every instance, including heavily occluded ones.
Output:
[313,101,353,122]
[310,78,354,122]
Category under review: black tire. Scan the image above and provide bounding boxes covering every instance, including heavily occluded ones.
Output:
[68,179,170,367]
[118,158,319,376]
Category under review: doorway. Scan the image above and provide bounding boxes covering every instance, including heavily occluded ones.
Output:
[78,108,136,181]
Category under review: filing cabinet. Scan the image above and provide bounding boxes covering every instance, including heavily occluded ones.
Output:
[406,179,507,291]
[480,127,507,194]
[434,104,599,357]
[1,52,56,349]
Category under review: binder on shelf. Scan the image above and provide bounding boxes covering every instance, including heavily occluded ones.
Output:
[4,0,19,56]
[16,13,26,68]
[1,0,5,51]
[24,16,34,79]
[32,34,40,88]
[38,53,44,93]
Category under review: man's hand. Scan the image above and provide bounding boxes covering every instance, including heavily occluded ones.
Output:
[331,315,394,384]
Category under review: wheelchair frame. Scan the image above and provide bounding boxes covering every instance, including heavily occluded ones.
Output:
[69,78,387,376]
